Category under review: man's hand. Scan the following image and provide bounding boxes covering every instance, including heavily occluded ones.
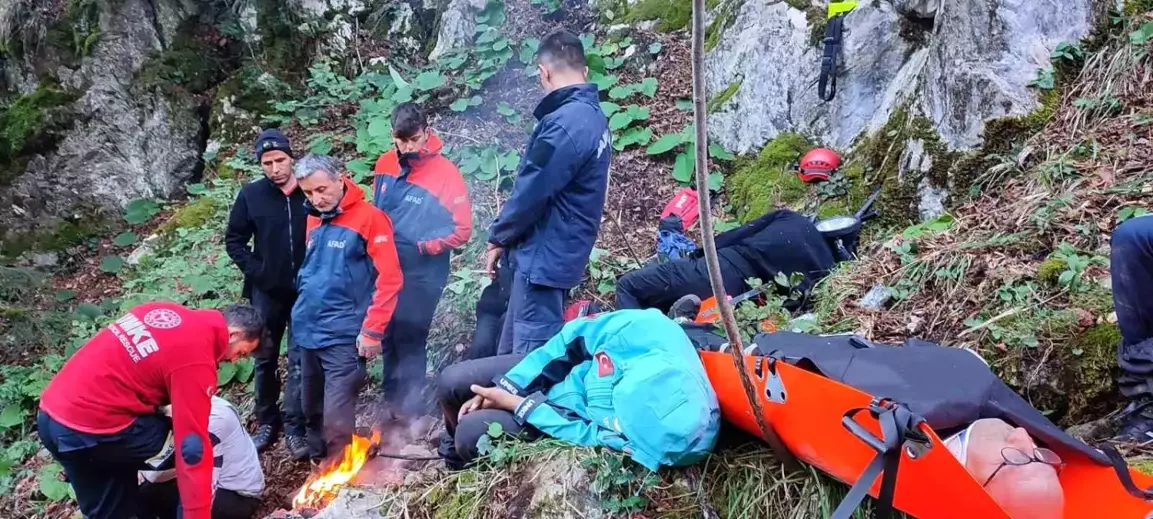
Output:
[356,334,382,359]
[469,384,524,412]
[457,394,496,420]
[485,244,505,280]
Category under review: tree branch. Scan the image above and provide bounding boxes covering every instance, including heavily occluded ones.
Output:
[690,0,801,473]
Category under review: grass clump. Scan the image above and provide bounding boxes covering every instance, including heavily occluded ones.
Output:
[726,132,812,223]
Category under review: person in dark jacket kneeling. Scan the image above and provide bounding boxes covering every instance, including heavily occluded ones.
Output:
[224,128,310,459]
[372,103,472,418]
[485,29,613,355]
[290,154,404,461]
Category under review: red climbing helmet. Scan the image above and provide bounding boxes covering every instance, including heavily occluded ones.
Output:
[797,148,841,183]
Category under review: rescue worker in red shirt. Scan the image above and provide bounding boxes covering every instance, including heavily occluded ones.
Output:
[290,154,403,460]
[373,102,472,419]
[37,302,265,519]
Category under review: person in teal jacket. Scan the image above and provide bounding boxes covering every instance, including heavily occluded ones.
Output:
[435,308,721,471]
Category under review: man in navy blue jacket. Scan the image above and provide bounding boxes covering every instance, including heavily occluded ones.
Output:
[485,29,613,355]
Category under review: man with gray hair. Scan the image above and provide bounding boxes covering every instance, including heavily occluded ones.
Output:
[289,154,404,461]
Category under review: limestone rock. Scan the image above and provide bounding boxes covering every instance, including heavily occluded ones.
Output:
[916,178,948,222]
[707,0,1095,153]
[520,454,603,519]
[429,0,488,60]
[311,487,390,519]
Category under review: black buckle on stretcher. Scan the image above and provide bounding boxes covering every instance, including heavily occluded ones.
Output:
[830,398,930,519]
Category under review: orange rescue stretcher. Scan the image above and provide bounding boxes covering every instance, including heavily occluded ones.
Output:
[698,349,1153,519]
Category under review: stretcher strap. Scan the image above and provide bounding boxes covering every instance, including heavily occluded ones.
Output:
[830,400,926,519]
[818,15,846,102]
[1101,444,1153,501]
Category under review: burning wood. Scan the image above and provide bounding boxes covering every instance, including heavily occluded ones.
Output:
[292,429,382,511]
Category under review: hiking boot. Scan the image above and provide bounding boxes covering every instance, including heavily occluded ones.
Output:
[1114,400,1153,444]
[668,294,702,322]
[251,424,279,453]
[286,435,310,461]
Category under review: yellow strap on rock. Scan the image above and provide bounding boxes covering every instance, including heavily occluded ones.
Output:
[828,0,858,19]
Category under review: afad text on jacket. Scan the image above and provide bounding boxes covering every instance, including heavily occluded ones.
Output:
[291,177,403,349]
[372,131,472,257]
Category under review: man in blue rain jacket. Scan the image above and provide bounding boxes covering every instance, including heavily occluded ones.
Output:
[485,28,613,355]
[435,309,721,471]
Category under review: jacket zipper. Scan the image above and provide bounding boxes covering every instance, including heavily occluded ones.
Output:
[286,193,296,271]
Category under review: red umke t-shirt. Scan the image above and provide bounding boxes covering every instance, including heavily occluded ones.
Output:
[40,301,229,519]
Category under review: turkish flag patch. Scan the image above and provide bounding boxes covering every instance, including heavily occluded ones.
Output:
[595,352,615,377]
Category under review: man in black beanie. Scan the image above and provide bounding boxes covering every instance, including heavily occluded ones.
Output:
[224,128,310,459]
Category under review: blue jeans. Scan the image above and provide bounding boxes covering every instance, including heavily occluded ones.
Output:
[497,270,566,356]
[1112,215,1153,399]
[37,410,171,519]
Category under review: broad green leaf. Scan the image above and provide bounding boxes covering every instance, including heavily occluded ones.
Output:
[609,111,635,130]
[55,289,76,302]
[616,126,653,150]
[186,183,207,195]
[493,39,509,51]
[368,118,392,138]
[497,102,516,116]
[649,42,663,54]
[591,73,619,91]
[39,464,72,501]
[646,133,683,155]
[477,28,500,45]
[235,358,255,383]
[100,256,125,274]
[414,70,446,91]
[346,158,374,180]
[1058,270,1075,286]
[672,150,694,183]
[1131,22,1153,45]
[608,84,633,100]
[708,143,736,160]
[708,171,724,191]
[113,232,139,247]
[391,85,414,103]
[487,421,505,438]
[675,99,693,111]
[469,95,483,106]
[586,54,607,75]
[0,405,23,428]
[388,64,410,88]
[604,56,626,70]
[638,77,659,97]
[218,362,237,386]
[450,98,470,112]
[77,303,103,319]
[600,102,621,115]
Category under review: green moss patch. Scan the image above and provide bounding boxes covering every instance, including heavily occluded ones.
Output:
[1036,256,1068,286]
[138,29,236,96]
[158,198,218,236]
[623,0,721,32]
[1124,0,1153,15]
[0,85,80,185]
[707,80,742,113]
[1060,323,1122,423]
[726,132,813,222]
[705,0,744,51]
[0,210,110,259]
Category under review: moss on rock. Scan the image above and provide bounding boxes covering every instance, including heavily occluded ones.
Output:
[1124,0,1153,15]
[705,0,744,51]
[726,132,812,223]
[1060,323,1122,423]
[158,197,218,236]
[622,0,721,32]
[708,80,742,113]
[1037,256,1068,286]
[0,84,80,185]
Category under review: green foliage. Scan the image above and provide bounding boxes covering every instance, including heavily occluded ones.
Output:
[707,80,741,113]
[1124,0,1153,14]
[124,199,162,225]
[1048,243,1106,292]
[1118,206,1149,222]
[445,144,520,182]
[37,463,73,502]
[726,132,812,222]
[99,255,125,274]
[588,248,640,295]
[137,27,233,95]
[529,0,562,15]
[217,358,255,387]
[0,85,80,183]
[1131,21,1153,44]
[583,451,658,514]
[158,197,218,236]
[624,0,692,32]
[608,78,658,100]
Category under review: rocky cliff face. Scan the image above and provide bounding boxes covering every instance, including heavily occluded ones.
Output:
[702,0,1098,221]
[0,0,439,255]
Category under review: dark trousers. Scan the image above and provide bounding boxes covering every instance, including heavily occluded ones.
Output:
[138,480,261,519]
[37,410,171,519]
[615,255,749,313]
[382,251,449,415]
[497,270,566,355]
[435,354,539,466]
[465,255,513,361]
[251,288,304,436]
[1112,216,1153,399]
[301,344,367,459]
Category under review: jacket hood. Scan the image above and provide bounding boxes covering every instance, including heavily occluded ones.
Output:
[534,83,601,120]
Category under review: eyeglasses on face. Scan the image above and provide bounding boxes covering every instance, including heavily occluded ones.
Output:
[982,446,1065,487]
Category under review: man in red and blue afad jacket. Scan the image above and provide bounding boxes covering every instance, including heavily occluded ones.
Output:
[485,29,612,355]
[37,302,265,519]
[290,154,403,460]
[373,103,472,417]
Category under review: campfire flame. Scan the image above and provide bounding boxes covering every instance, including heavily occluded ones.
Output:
[292,429,382,510]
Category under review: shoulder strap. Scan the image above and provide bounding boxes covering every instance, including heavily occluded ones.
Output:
[830,399,929,519]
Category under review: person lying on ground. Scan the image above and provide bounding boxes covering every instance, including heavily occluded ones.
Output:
[224,127,309,460]
[290,154,403,462]
[137,396,265,519]
[37,302,265,519]
[615,209,835,314]
[1108,214,1153,442]
[373,102,472,420]
[484,29,613,355]
[434,308,721,470]
[685,328,1081,519]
